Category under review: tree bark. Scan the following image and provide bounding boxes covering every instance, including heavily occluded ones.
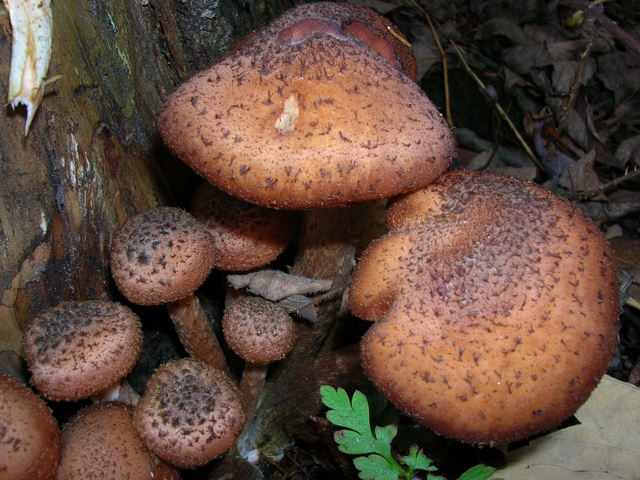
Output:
[0,0,294,353]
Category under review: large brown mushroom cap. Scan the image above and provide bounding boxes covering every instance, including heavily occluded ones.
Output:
[349,170,620,445]
[22,301,143,402]
[110,207,217,305]
[56,401,180,480]
[157,2,454,209]
[0,373,60,480]
[133,358,245,469]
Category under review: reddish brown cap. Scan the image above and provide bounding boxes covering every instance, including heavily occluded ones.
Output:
[133,359,245,469]
[0,373,61,479]
[222,295,296,364]
[110,207,217,305]
[56,401,180,479]
[23,300,143,401]
[157,2,454,209]
[349,170,620,445]
[191,183,297,271]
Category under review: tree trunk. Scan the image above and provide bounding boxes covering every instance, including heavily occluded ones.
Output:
[0,0,295,354]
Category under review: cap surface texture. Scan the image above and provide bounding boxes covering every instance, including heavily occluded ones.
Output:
[349,170,620,444]
[110,207,217,305]
[23,300,143,401]
[158,2,454,209]
[133,359,245,469]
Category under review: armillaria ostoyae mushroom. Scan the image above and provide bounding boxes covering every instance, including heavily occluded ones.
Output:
[22,300,143,402]
[133,358,245,469]
[0,373,60,480]
[110,206,229,373]
[56,401,180,479]
[349,170,620,445]
[222,293,296,423]
[191,182,298,271]
[156,1,454,209]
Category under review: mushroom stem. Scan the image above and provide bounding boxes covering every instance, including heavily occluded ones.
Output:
[89,379,140,405]
[166,295,229,375]
[238,363,268,426]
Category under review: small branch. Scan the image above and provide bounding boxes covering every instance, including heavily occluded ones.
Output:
[581,167,640,199]
[558,22,597,128]
[407,0,452,125]
[561,0,640,55]
[451,41,546,172]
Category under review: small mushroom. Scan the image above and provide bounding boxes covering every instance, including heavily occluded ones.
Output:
[56,401,180,479]
[133,358,245,469]
[191,182,298,271]
[110,206,216,306]
[110,206,228,373]
[349,170,620,445]
[222,294,296,422]
[157,2,454,209]
[0,373,60,480]
[22,300,143,402]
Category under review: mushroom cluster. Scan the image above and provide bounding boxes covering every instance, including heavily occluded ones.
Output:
[6,1,622,477]
[153,0,620,450]
[349,170,620,444]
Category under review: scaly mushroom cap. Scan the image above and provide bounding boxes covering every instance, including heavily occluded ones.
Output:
[133,359,245,469]
[23,301,143,402]
[0,374,60,480]
[56,401,180,480]
[222,295,296,364]
[110,207,217,305]
[191,183,297,271]
[349,170,620,445]
[157,2,454,209]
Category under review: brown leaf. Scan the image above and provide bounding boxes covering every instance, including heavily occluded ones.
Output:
[501,376,640,480]
[557,150,604,197]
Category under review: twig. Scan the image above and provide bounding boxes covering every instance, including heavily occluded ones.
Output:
[561,0,640,55]
[407,0,452,125]
[558,22,597,127]
[451,41,546,172]
[582,167,640,199]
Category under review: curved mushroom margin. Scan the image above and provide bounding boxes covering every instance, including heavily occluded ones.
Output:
[349,170,620,445]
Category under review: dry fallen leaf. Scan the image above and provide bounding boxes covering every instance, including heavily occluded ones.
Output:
[499,375,640,480]
[4,0,53,135]
[227,270,333,302]
[227,270,336,322]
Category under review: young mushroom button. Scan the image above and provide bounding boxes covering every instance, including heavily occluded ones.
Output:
[133,358,245,469]
[22,300,143,402]
[110,206,217,306]
[157,2,454,209]
[349,170,620,445]
[191,183,297,271]
[222,294,296,422]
